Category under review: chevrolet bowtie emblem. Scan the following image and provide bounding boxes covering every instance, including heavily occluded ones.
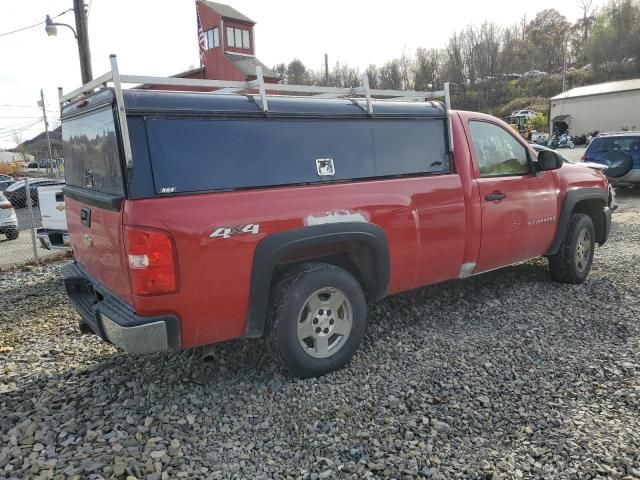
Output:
[55,203,65,211]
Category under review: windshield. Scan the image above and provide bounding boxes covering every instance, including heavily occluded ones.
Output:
[62,107,124,195]
[5,181,24,192]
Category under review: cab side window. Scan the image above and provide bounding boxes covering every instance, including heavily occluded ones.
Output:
[469,121,530,177]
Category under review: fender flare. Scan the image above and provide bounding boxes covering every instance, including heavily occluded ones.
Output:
[546,187,608,256]
[244,222,390,338]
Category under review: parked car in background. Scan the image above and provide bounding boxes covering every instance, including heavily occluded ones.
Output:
[0,192,19,240]
[511,110,537,118]
[583,132,640,186]
[37,184,69,250]
[0,174,16,192]
[3,178,65,208]
[523,70,548,78]
[530,143,617,210]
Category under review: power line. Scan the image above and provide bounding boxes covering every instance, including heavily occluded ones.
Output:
[0,118,43,139]
[0,116,42,119]
[0,119,42,132]
[0,8,73,38]
[0,104,38,108]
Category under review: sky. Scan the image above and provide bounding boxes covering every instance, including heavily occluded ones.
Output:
[0,0,606,150]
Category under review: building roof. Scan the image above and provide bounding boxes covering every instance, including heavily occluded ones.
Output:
[550,78,640,100]
[173,66,204,78]
[200,1,255,24]
[225,54,280,79]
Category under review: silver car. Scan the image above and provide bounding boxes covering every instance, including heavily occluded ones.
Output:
[0,192,19,240]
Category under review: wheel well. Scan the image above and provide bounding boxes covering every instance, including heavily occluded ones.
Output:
[572,199,606,244]
[274,241,379,302]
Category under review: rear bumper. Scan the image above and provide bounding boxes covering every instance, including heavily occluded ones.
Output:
[62,262,180,354]
[0,216,17,228]
[609,168,640,186]
[37,228,70,251]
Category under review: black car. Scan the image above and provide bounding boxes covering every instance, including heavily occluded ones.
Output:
[3,178,64,208]
[0,174,17,192]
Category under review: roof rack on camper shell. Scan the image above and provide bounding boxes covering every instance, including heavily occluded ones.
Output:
[58,55,453,169]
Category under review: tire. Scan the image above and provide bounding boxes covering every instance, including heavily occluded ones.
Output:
[602,150,633,179]
[4,227,19,241]
[266,263,367,378]
[568,141,575,149]
[549,214,595,284]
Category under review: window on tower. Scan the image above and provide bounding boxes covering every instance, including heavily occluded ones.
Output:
[226,27,251,49]
[206,27,219,49]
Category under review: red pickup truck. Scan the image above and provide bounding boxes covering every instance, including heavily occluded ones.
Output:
[60,62,611,377]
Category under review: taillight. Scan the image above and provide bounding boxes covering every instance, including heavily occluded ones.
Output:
[0,201,12,209]
[124,226,178,296]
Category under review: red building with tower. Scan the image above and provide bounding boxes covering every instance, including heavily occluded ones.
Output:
[176,1,279,83]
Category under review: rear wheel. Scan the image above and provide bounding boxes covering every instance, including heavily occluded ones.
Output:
[266,263,367,378]
[549,214,595,284]
[4,227,19,241]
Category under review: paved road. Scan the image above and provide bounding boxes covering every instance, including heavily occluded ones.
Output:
[0,229,66,269]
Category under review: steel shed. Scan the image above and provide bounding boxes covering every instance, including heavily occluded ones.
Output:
[549,78,640,135]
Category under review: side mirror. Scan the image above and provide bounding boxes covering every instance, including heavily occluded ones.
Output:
[537,150,563,171]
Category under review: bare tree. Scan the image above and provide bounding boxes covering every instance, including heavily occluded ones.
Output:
[578,0,594,41]
[12,133,28,163]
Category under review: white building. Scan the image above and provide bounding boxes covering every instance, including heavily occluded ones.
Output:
[549,78,640,135]
[0,151,34,164]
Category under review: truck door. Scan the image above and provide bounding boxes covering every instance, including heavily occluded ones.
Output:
[466,119,558,273]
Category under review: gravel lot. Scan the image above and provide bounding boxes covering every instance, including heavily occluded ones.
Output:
[1,190,639,480]
[0,231,65,270]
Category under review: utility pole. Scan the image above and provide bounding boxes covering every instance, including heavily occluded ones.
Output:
[39,89,55,177]
[324,53,329,86]
[73,0,93,84]
[561,38,567,93]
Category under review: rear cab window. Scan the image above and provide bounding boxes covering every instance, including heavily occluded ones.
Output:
[62,107,124,197]
[589,136,640,154]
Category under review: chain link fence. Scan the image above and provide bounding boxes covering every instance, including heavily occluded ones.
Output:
[0,174,68,270]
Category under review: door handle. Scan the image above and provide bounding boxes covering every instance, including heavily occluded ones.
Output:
[485,191,506,202]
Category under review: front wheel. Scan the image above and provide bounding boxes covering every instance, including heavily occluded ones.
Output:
[266,263,367,378]
[549,214,595,284]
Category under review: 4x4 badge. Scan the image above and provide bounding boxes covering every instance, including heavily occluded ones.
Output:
[210,224,260,239]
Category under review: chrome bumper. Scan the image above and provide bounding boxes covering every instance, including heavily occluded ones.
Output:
[37,228,70,251]
[101,313,172,354]
[610,169,640,186]
[62,262,180,354]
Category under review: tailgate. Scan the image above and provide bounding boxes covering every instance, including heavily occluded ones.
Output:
[62,101,132,305]
[37,185,68,231]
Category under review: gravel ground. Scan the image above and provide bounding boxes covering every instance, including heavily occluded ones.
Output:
[1,190,639,480]
[0,232,66,270]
